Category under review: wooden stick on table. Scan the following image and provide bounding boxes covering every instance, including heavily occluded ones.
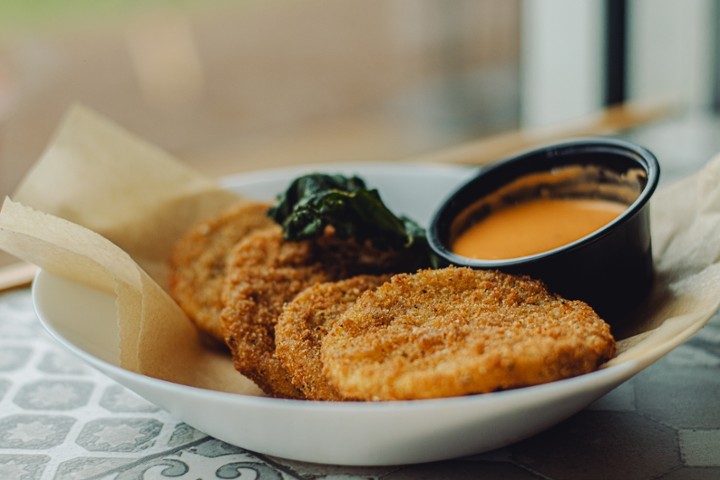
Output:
[0,262,38,292]
[410,100,677,166]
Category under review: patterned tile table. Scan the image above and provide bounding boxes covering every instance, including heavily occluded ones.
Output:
[1,284,719,480]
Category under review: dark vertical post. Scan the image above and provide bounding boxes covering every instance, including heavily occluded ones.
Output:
[605,0,628,106]
[711,0,720,112]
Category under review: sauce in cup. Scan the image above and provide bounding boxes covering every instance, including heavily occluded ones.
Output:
[451,197,627,260]
[427,138,661,323]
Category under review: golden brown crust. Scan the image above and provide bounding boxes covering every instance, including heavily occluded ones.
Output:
[275,275,391,401]
[321,266,616,401]
[220,226,419,399]
[169,202,274,344]
[220,226,325,399]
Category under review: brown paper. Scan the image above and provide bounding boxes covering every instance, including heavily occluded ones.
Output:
[1,105,719,395]
[1,105,259,395]
[11,105,241,286]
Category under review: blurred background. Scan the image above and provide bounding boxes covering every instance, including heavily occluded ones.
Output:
[1,0,719,210]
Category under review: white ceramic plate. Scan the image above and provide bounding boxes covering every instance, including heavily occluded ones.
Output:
[33,162,650,466]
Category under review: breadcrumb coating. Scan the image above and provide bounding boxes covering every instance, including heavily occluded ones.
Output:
[321,266,616,401]
[221,226,414,398]
[276,275,390,401]
[169,202,274,344]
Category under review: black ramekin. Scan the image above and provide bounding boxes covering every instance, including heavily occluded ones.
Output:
[427,138,660,324]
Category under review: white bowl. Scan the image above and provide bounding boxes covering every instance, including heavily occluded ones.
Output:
[32,162,665,466]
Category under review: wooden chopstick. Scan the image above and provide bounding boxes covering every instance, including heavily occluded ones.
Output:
[0,262,38,292]
[410,100,678,166]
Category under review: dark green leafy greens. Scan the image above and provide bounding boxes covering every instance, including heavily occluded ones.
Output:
[267,173,437,267]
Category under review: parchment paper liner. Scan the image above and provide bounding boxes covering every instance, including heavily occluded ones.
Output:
[1,105,719,396]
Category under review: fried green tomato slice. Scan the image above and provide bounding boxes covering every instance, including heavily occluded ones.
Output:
[169,202,274,345]
[220,227,326,399]
[221,226,419,399]
[275,275,391,401]
[321,266,616,401]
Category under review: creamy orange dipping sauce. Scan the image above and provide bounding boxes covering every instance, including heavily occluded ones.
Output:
[452,197,627,260]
